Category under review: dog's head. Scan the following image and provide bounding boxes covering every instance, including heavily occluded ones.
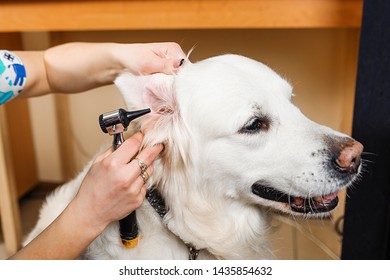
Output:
[115,54,363,217]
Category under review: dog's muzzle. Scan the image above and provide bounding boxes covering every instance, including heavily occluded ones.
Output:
[251,138,363,215]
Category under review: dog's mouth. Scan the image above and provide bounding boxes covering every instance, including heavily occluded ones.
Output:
[251,184,339,214]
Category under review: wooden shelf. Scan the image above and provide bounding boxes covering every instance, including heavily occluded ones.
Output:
[0,0,362,32]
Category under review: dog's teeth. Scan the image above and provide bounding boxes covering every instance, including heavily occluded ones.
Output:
[313,196,323,202]
[323,192,338,201]
[293,197,304,206]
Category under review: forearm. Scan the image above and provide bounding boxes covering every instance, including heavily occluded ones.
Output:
[9,200,105,260]
[43,42,123,94]
[12,51,51,98]
[12,42,184,98]
[14,42,121,98]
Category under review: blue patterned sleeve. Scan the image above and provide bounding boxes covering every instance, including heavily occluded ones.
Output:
[0,50,27,105]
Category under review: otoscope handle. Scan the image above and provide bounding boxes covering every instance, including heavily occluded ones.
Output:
[119,212,139,248]
[113,133,125,151]
[114,135,139,248]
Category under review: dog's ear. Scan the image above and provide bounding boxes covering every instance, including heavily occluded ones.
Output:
[115,72,176,114]
[115,72,191,168]
[114,72,179,145]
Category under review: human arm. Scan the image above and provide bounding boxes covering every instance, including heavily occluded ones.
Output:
[14,42,185,97]
[8,132,163,259]
[5,41,178,259]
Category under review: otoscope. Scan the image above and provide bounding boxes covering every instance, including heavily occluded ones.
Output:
[98,108,151,248]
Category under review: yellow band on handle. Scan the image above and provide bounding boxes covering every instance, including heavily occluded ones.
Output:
[121,236,139,249]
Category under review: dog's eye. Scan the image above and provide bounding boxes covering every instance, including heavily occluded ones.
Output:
[240,117,270,134]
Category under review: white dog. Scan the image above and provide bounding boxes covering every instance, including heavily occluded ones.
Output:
[25,54,363,259]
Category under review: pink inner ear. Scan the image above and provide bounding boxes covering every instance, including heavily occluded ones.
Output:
[156,107,174,115]
[144,87,163,114]
[144,82,175,116]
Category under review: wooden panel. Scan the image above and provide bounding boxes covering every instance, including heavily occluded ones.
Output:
[4,99,39,197]
[49,32,77,181]
[0,32,37,255]
[0,0,363,32]
[0,33,38,198]
[0,106,22,255]
[54,94,76,180]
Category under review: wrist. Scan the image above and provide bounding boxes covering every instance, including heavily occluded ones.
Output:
[101,43,125,85]
[106,43,128,78]
[65,196,108,240]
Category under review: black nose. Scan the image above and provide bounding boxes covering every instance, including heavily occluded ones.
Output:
[333,140,364,174]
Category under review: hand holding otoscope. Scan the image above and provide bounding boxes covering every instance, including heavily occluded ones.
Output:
[99,108,151,248]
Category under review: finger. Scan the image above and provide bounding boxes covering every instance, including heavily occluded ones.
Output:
[160,42,187,59]
[123,182,147,216]
[170,58,186,73]
[147,57,184,74]
[134,165,154,186]
[112,164,153,218]
[106,132,143,164]
[126,144,162,176]
[135,144,164,168]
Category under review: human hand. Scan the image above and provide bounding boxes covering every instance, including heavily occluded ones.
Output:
[71,132,163,233]
[31,42,186,95]
[112,42,187,75]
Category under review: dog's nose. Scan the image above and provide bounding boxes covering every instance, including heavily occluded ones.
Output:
[334,140,364,174]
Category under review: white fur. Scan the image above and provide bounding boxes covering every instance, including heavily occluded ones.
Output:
[25,54,361,259]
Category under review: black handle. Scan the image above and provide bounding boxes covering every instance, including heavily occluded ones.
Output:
[119,212,139,241]
[114,137,139,248]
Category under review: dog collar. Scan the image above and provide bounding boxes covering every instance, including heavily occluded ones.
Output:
[146,187,200,260]
[146,188,167,218]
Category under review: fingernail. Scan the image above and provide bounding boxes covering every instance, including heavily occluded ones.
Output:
[175,58,185,68]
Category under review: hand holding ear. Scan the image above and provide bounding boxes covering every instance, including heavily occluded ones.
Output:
[113,42,187,75]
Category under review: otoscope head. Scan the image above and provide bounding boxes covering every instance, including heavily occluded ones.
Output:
[99,108,151,135]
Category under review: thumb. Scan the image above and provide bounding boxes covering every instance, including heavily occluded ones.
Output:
[149,58,185,74]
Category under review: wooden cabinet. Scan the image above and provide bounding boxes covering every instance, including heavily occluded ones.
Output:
[4,99,38,197]
[0,0,362,31]
[0,33,33,254]
[1,33,38,198]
